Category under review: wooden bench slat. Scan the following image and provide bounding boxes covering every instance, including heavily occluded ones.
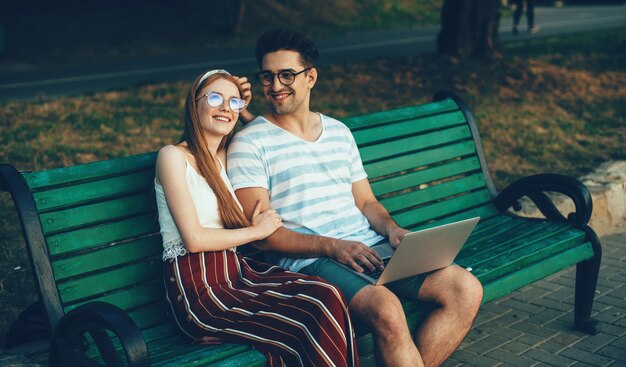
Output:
[371,157,482,196]
[360,125,472,163]
[52,236,162,279]
[462,224,576,273]
[461,220,561,256]
[40,192,155,234]
[46,214,159,256]
[463,215,515,241]
[364,140,476,178]
[468,229,587,282]
[343,98,459,130]
[381,173,487,213]
[58,260,161,304]
[409,204,501,232]
[151,343,254,367]
[142,326,243,359]
[127,302,170,330]
[203,349,267,367]
[33,170,154,212]
[24,152,156,190]
[394,189,493,228]
[140,324,181,345]
[65,279,164,315]
[353,110,466,146]
[481,243,594,303]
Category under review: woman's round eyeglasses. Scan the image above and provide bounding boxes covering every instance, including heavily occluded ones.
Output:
[196,92,246,113]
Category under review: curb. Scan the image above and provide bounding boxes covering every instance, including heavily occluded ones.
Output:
[515,161,626,237]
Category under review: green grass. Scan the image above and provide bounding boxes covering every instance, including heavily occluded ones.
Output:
[1,26,625,346]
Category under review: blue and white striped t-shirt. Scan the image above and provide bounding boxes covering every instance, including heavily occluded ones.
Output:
[227,114,384,272]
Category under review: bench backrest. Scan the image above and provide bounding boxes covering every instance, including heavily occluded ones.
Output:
[345,92,499,230]
[18,92,500,334]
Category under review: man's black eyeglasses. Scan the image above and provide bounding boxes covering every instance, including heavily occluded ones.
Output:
[257,67,313,86]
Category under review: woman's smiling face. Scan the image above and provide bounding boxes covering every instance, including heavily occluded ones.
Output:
[197,78,241,139]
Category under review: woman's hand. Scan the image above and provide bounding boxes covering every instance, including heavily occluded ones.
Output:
[251,200,282,239]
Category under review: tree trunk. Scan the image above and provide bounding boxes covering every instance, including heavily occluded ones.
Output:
[184,0,244,34]
[437,0,501,58]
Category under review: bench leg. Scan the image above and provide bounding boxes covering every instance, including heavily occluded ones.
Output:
[574,225,602,335]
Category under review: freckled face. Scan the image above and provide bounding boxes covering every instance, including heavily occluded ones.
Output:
[197,78,241,138]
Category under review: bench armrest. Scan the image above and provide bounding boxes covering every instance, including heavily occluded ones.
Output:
[1,163,64,329]
[494,173,593,228]
[49,301,149,367]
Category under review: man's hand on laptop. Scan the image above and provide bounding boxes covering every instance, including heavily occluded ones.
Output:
[331,239,384,273]
[388,226,411,248]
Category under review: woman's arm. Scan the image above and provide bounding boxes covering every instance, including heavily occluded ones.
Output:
[156,145,280,252]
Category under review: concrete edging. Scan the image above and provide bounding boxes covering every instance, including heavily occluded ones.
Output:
[514,161,626,237]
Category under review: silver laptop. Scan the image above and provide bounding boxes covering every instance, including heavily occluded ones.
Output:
[335,217,480,285]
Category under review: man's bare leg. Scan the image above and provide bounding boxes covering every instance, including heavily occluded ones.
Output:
[414,265,483,367]
[350,285,424,367]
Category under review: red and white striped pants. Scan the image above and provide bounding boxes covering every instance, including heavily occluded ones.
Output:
[164,250,359,367]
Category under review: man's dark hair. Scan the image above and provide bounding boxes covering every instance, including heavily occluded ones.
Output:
[255,28,319,69]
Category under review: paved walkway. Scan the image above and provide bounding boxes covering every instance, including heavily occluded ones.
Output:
[1,231,624,366]
[446,230,626,367]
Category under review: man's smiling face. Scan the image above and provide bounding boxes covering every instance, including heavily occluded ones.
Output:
[261,50,315,116]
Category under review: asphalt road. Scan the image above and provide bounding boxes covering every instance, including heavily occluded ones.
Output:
[0,5,625,102]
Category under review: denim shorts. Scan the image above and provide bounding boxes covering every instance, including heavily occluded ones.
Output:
[299,257,429,303]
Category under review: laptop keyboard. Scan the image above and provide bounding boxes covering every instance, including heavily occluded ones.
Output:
[362,257,391,279]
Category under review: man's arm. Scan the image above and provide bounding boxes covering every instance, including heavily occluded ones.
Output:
[233,76,255,125]
[352,178,410,248]
[235,187,383,272]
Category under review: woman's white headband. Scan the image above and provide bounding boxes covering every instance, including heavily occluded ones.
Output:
[198,69,231,85]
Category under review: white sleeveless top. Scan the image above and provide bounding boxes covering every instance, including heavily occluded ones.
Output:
[155,157,240,261]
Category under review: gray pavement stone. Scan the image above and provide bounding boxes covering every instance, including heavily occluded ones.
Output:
[482,324,526,340]
[570,362,607,367]
[447,232,626,366]
[501,341,533,355]
[516,333,548,348]
[531,297,574,312]
[469,335,511,355]
[593,307,625,324]
[522,348,577,366]
[597,345,626,363]
[573,333,617,352]
[511,321,561,339]
[499,299,545,315]
[486,349,537,367]
[596,294,626,309]
[450,350,503,366]
[595,323,626,337]
[610,335,625,348]
[512,287,551,302]
[614,318,626,328]
[526,308,564,325]
[560,347,614,366]
[536,336,577,354]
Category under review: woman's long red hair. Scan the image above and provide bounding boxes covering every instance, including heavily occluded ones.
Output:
[179,72,250,229]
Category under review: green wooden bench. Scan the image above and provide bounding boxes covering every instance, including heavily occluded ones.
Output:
[1,91,601,366]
